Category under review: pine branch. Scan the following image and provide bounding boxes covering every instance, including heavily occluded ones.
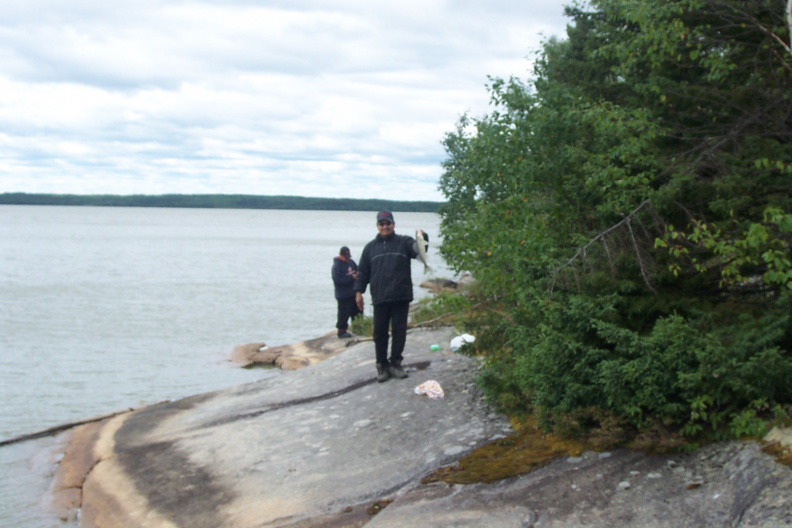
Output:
[551,199,652,293]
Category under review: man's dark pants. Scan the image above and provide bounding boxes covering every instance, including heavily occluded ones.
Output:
[336,297,361,331]
[372,300,410,366]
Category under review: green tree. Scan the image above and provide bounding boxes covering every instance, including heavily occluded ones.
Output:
[439,0,792,440]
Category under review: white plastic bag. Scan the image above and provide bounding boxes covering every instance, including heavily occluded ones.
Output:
[449,333,475,352]
[414,380,445,399]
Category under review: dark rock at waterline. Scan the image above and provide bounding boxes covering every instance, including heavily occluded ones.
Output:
[51,326,792,527]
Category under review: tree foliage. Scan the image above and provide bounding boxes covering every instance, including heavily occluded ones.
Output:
[439,0,792,440]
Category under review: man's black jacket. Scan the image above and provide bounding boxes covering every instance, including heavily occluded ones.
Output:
[354,233,418,305]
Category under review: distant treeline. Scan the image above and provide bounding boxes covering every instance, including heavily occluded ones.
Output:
[0,193,444,213]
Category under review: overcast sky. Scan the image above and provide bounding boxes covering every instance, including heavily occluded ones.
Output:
[0,1,572,202]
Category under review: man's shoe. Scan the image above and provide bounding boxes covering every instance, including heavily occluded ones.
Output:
[389,361,408,379]
[337,331,353,338]
[376,364,390,383]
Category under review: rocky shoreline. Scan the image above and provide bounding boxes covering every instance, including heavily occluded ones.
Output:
[229,331,369,370]
[49,326,792,527]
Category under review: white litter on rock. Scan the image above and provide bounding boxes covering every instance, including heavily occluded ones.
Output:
[414,380,445,399]
[450,334,476,351]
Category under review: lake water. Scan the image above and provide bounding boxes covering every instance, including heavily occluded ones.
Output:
[0,205,450,527]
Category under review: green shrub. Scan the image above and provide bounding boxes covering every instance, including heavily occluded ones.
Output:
[409,289,475,328]
[477,290,792,440]
[350,314,373,337]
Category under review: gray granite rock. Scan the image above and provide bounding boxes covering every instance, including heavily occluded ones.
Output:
[368,441,792,528]
[54,326,792,528]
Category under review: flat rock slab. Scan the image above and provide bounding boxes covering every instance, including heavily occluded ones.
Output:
[64,327,513,527]
[54,325,792,528]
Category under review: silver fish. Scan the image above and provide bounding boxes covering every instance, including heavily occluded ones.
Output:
[415,229,432,274]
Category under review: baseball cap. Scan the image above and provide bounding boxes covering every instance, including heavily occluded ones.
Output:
[377,210,394,223]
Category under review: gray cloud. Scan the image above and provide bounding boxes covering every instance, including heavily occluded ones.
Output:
[0,0,571,201]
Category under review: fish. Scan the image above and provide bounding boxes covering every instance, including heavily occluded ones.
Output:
[415,229,432,274]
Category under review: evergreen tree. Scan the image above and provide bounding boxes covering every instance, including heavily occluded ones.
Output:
[439,0,792,440]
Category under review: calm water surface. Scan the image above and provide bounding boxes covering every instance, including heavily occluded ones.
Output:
[0,205,449,527]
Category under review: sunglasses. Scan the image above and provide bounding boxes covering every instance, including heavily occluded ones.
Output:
[378,220,393,226]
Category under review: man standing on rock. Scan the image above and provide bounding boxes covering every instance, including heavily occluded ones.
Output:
[355,210,428,382]
[332,246,360,338]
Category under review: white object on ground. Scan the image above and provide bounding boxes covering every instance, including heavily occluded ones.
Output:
[450,334,475,351]
[414,380,445,399]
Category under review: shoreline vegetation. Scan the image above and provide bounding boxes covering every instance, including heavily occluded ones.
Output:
[433,0,792,451]
[0,192,443,212]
